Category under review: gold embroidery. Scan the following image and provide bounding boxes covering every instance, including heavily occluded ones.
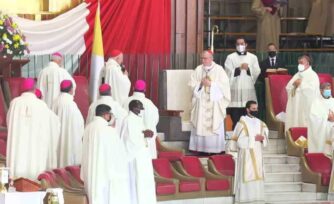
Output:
[239,119,264,182]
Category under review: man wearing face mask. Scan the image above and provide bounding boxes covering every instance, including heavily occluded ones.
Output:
[100,49,131,105]
[285,55,320,131]
[122,80,159,159]
[308,82,334,155]
[81,104,131,204]
[121,100,156,204]
[232,100,268,204]
[188,50,231,155]
[259,43,286,82]
[225,37,261,129]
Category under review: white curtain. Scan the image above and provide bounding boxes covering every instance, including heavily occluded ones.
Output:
[12,3,89,55]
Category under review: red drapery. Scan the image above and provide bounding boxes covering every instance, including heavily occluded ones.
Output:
[79,0,171,104]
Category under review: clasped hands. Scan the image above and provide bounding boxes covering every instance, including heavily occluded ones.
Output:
[201,77,211,87]
[328,110,334,122]
[143,129,154,138]
[293,78,302,88]
[240,63,249,71]
[255,134,265,142]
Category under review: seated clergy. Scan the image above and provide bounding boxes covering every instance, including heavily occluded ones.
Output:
[308,82,334,156]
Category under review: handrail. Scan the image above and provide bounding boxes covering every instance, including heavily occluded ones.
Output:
[205,16,308,21]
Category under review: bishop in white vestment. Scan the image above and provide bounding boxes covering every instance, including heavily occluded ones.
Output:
[123,80,159,159]
[37,52,76,108]
[189,50,231,153]
[35,87,61,170]
[52,80,84,167]
[285,55,320,131]
[86,84,127,134]
[308,82,334,155]
[81,104,131,204]
[233,101,268,204]
[6,78,60,180]
[224,38,261,128]
[100,49,131,105]
[121,100,156,204]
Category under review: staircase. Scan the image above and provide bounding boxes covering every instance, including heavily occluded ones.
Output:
[263,131,328,204]
[159,130,330,204]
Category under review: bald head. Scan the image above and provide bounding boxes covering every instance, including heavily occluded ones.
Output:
[201,50,213,67]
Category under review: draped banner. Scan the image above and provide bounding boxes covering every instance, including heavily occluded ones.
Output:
[81,0,171,104]
[9,0,171,104]
[12,3,89,55]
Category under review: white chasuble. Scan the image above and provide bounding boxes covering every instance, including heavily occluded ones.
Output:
[52,92,84,167]
[308,96,334,155]
[285,67,320,131]
[81,117,131,204]
[6,92,60,180]
[101,58,131,105]
[121,112,156,204]
[37,61,76,108]
[123,92,159,159]
[188,62,231,153]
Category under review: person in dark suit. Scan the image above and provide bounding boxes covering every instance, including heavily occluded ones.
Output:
[259,43,286,82]
[255,43,286,121]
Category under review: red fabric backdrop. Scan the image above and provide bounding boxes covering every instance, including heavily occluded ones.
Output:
[79,0,171,104]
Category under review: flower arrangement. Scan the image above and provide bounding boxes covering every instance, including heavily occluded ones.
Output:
[0,13,29,56]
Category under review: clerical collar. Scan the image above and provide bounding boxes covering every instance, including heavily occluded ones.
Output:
[203,63,214,72]
[269,56,276,60]
[236,51,247,56]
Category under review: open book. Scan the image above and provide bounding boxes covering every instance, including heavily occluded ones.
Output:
[266,68,288,76]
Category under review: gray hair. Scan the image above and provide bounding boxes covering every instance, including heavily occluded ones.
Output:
[51,55,62,62]
[320,82,331,90]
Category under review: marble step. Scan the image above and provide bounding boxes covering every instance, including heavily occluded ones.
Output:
[265,182,302,193]
[265,163,300,173]
[264,139,287,154]
[265,172,302,183]
[266,201,329,204]
[265,192,327,202]
[263,154,300,164]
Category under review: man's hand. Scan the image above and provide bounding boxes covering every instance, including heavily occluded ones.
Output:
[240,63,249,70]
[143,129,154,138]
[255,134,265,142]
[265,7,273,13]
[328,111,334,122]
[201,78,211,87]
[293,79,302,87]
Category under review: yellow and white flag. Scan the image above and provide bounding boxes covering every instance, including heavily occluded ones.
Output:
[89,2,104,102]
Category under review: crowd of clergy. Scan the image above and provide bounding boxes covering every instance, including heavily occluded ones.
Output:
[6,50,158,204]
[5,36,334,204]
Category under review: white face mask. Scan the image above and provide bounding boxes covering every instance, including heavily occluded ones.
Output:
[236,45,246,53]
[298,64,305,72]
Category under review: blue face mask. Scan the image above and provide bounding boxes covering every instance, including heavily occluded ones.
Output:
[323,89,332,98]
